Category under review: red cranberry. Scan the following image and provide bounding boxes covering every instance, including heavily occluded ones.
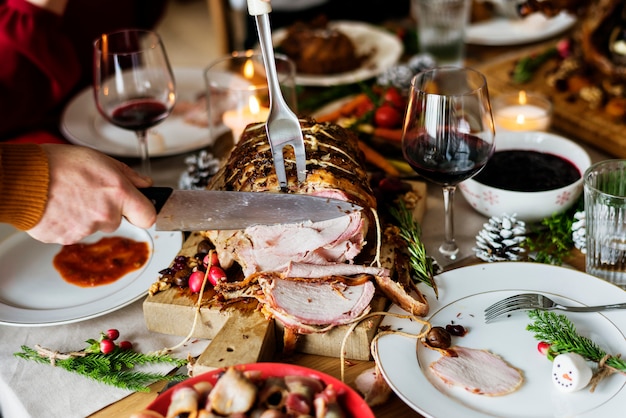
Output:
[106,329,120,341]
[100,339,116,354]
[118,341,133,351]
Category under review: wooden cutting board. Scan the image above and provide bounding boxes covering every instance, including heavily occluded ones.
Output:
[477,43,626,158]
[144,181,428,372]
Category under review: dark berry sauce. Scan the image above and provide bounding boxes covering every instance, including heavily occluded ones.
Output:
[473,150,580,192]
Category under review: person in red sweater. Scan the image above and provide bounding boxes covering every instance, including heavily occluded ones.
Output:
[0,0,168,143]
[0,0,167,244]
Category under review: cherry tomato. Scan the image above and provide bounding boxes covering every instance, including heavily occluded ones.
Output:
[383,87,406,109]
[374,104,402,128]
[354,97,375,118]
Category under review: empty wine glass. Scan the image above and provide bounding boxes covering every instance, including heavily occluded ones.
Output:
[402,67,495,260]
[93,29,176,176]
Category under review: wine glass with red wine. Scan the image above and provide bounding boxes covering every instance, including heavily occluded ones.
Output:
[93,29,176,176]
[402,67,495,260]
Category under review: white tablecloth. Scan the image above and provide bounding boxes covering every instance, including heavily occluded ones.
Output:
[0,298,211,418]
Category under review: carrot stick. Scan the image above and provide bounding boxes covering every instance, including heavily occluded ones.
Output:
[357,140,400,176]
[315,94,371,123]
[357,124,404,143]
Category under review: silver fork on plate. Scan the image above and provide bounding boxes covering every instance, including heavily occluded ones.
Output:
[248,0,306,188]
[484,293,626,323]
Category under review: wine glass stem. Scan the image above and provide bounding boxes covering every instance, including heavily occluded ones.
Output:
[136,130,151,177]
[440,185,459,260]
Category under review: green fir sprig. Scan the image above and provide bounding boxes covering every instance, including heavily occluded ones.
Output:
[524,197,583,265]
[390,200,438,296]
[526,310,626,373]
[15,344,188,392]
[511,46,558,83]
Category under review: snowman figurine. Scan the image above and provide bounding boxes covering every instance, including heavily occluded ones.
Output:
[552,352,593,392]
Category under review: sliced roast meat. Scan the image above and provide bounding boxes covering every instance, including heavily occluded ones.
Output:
[373,274,428,317]
[283,261,388,278]
[257,273,375,329]
[199,118,429,337]
[208,211,366,276]
[429,346,524,396]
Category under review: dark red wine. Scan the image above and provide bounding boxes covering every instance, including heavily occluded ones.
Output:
[403,131,494,185]
[110,98,168,131]
[473,150,581,191]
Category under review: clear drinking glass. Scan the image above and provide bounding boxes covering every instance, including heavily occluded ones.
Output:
[204,51,296,145]
[412,0,471,66]
[93,29,176,176]
[402,67,496,260]
[584,159,626,287]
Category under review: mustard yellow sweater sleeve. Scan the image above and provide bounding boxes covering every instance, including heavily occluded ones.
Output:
[0,144,50,230]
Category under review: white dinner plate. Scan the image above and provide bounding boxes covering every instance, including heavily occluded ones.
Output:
[376,262,626,418]
[0,221,182,326]
[466,12,576,46]
[61,68,218,158]
[272,21,403,87]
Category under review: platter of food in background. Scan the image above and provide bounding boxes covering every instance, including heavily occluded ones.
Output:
[312,85,411,177]
[273,20,403,87]
[467,0,576,46]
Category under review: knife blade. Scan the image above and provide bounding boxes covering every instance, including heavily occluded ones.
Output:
[140,187,362,231]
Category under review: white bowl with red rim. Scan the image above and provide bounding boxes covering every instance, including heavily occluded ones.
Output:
[459,131,592,223]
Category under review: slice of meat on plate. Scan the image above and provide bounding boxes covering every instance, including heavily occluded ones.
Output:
[429,346,524,396]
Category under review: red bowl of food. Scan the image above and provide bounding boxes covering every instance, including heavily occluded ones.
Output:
[139,362,374,418]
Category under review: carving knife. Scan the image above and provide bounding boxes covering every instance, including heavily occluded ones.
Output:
[140,187,362,231]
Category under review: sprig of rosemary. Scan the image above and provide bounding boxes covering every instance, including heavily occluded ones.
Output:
[526,310,626,372]
[15,344,188,392]
[390,200,438,296]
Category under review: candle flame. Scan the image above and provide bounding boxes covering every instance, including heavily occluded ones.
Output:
[243,59,255,80]
[518,90,528,105]
[101,34,108,57]
[249,96,261,114]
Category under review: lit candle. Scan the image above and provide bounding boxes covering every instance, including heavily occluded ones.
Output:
[494,91,552,132]
[222,95,270,143]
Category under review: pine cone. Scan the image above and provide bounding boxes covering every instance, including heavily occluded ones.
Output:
[474,214,527,262]
[376,54,436,92]
[572,210,586,254]
[178,150,221,190]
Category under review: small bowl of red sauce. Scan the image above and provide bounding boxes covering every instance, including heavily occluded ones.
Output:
[459,131,591,223]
